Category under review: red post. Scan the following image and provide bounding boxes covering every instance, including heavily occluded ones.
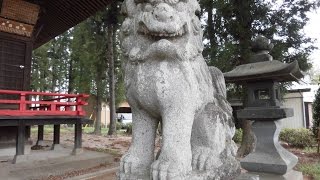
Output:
[20,93,26,111]
[56,97,60,111]
[76,96,82,116]
[65,97,71,112]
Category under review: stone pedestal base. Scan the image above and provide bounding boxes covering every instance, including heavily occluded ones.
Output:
[241,121,298,175]
[237,170,303,180]
[51,144,64,151]
[72,148,83,155]
[13,154,30,164]
[36,140,45,146]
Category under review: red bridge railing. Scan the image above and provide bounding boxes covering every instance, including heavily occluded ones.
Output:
[0,89,89,116]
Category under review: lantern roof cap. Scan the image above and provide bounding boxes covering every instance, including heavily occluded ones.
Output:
[224,60,304,83]
[224,35,304,83]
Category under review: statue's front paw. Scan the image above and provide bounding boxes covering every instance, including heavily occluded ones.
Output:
[151,156,191,180]
[119,152,150,180]
[192,147,222,171]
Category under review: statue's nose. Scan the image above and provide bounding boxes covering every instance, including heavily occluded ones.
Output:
[153,3,174,22]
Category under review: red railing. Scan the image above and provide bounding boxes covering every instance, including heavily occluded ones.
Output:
[0,89,89,116]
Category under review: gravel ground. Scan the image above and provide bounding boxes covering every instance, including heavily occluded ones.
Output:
[29,128,161,180]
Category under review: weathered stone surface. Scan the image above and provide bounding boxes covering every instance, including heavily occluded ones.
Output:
[118,0,240,179]
[237,108,293,120]
[241,121,298,175]
[237,170,303,180]
[250,35,274,63]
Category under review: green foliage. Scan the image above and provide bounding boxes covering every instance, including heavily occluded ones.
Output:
[298,163,320,180]
[233,128,243,144]
[279,128,316,148]
[32,31,72,92]
[312,87,320,137]
[115,122,132,135]
[32,4,126,135]
[200,0,318,73]
[116,122,124,130]
[233,128,316,148]
[125,123,133,135]
[82,126,109,135]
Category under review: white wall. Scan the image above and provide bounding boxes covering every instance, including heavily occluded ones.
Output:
[100,101,131,126]
[281,92,305,129]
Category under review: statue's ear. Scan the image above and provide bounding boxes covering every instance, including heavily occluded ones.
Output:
[122,0,138,17]
[120,2,128,16]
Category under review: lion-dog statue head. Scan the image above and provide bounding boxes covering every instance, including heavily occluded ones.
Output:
[121,0,203,63]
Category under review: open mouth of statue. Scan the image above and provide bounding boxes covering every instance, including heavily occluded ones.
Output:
[138,22,187,40]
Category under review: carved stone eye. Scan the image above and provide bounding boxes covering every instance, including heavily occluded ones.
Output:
[195,9,201,19]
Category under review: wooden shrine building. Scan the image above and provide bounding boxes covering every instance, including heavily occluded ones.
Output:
[0,0,112,163]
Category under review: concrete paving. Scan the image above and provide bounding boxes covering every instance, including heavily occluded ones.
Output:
[0,142,118,180]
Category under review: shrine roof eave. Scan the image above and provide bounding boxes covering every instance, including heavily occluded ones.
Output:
[32,0,113,49]
[224,60,304,83]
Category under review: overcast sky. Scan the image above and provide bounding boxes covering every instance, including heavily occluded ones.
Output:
[305,8,320,70]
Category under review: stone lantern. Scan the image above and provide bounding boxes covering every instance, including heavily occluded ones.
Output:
[224,36,304,179]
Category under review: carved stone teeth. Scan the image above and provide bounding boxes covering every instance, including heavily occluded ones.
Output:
[138,22,187,38]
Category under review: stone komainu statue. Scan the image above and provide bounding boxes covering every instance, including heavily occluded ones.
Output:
[119,0,240,179]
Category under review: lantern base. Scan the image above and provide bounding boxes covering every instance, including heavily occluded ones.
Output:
[240,120,298,175]
[237,107,293,121]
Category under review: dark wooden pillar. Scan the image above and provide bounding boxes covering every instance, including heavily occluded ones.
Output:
[16,120,25,155]
[51,124,62,150]
[53,124,60,145]
[26,126,31,138]
[72,121,83,155]
[36,125,44,145]
[74,122,82,148]
[13,120,26,163]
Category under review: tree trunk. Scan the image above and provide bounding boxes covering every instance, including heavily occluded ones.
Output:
[107,24,117,136]
[237,119,255,157]
[233,0,255,157]
[93,57,104,135]
[67,58,74,94]
[94,93,102,135]
[93,58,103,135]
[207,2,214,47]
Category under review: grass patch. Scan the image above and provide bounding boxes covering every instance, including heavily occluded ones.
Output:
[302,147,319,154]
[82,126,109,135]
[298,163,320,179]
